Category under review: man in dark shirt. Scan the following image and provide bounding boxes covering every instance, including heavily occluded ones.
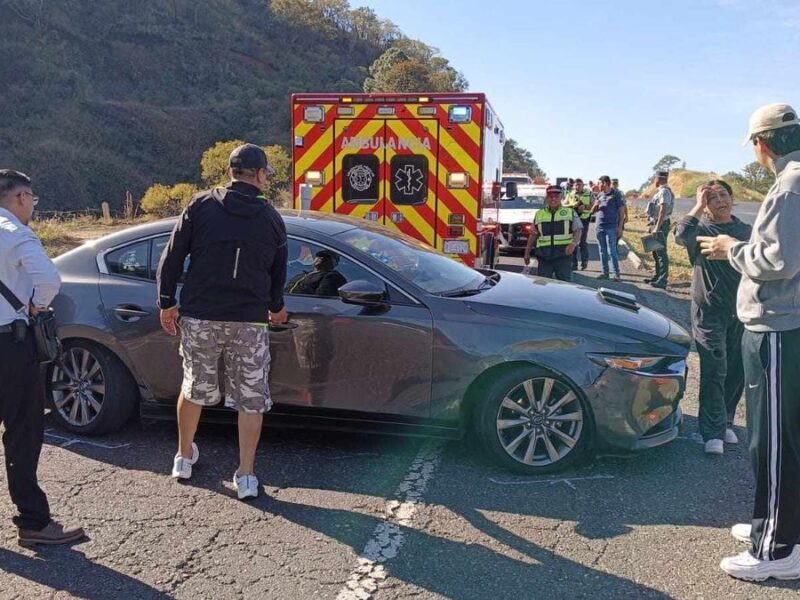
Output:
[591,175,627,280]
[675,180,751,455]
[157,143,288,500]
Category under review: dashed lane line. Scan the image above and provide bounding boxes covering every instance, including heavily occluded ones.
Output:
[44,429,132,449]
[336,440,445,600]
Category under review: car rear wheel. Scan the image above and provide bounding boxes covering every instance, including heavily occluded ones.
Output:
[474,367,593,474]
[47,340,139,435]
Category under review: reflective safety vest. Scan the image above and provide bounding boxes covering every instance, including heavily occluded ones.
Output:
[534,207,575,248]
[565,190,592,220]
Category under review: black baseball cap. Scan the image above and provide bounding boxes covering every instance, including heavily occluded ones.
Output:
[228,143,276,174]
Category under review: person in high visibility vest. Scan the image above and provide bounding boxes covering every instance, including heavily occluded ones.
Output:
[564,178,592,271]
[524,185,582,281]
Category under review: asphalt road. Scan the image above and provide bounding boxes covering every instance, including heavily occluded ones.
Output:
[1,239,797,599]
[627,197,761,225]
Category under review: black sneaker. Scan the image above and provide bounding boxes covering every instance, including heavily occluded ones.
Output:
[650,280,667,289]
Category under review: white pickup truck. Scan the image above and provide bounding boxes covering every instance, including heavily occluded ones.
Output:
[484,182,548,253]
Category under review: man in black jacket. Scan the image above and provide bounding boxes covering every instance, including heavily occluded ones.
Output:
[156,143,288,500]
[674,180,751,455]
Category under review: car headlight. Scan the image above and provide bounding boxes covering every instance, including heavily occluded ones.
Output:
[587,354,666,372]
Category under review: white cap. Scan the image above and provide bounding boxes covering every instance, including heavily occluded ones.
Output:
[742,103,799,146]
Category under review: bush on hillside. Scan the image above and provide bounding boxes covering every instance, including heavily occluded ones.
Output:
[141,183,199,216]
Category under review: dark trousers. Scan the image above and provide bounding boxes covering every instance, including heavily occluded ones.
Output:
[537,255,572,281]
[0,332,50,530]
[651,220,671,283]
[743,328,800,561]
[692,306,745,441]
[572,220,590,269]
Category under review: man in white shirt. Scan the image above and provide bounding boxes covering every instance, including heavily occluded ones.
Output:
[0,169,84,545]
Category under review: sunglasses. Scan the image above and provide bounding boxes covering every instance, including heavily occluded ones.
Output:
[18,190,39,206]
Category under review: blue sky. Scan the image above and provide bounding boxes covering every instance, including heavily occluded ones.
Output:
[350,0,800,190]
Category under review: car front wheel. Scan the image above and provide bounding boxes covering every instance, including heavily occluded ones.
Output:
[47,340,138,435]
[474,367,593,474]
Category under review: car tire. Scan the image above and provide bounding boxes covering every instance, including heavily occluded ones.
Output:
[474,366,593,474]
[47,340,139,435]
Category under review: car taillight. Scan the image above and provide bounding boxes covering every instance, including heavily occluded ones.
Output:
[522,223,532,233]
[479,221,498,233]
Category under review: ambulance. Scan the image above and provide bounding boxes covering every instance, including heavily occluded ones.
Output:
[291,93,505,267]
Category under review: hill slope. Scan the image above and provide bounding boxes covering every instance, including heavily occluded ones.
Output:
[0,0,390,210]
[643,168,764,201]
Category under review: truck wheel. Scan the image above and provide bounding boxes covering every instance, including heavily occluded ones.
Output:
[474,366,593,474]
[47,340,139,435]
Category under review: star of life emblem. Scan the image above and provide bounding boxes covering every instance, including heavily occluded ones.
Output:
[395,165,425,195]
[347,165,375,192]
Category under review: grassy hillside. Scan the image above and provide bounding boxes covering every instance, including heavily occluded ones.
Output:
[642,168,764,201]
[0,0,392,211]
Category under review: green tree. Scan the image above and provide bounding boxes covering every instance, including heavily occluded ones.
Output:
[171,182,200,208]
[503,139,547,179]
[652,155,682,172]
[200,140,291,197]
[140,183,198,215]
[364,43,467,92]
[201,139,246,187]
[741,161,775,194]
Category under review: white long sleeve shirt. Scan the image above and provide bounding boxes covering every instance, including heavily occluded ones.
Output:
[0,207,61,326]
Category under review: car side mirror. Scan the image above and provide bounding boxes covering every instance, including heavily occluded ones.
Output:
[338,280,389,309]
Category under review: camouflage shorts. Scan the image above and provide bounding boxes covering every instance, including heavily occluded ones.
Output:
[178,317,272,413]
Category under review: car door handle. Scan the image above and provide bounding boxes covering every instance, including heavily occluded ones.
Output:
[114,305,150,322]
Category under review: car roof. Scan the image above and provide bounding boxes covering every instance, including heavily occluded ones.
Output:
[72,209,365,254]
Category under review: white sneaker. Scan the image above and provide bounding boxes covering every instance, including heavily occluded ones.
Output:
[731,523,751,544]
[720,547,800,581]
[725,428,739,444]
[234,472,259,500]
[705,439,724,455]
[171,443,199,480]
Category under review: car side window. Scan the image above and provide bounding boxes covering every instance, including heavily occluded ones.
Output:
[105,241,150,279]
[150,235,189,282]
[285,238,383,298]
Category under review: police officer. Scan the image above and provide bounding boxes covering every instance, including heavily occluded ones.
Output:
[158,143,288,501]
[0,170,85,545]
[524,185,582,281]
[646,171,674,289]
[564,178,592,270]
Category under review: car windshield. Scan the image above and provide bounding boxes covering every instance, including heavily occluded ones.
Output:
[336,227,487,295]
[500,196,544,209]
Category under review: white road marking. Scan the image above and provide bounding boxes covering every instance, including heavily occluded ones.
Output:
[45,429,132,449]
[489,474,615,490]
[336,440,444,600]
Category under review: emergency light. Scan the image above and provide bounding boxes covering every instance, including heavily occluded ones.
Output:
[337,106,355,116]
[377,106,395,116]
[417,106,437,116]
[303,106,325,123]
[304,170,325,186]
[449,105,471,123]
[447,172,469,189]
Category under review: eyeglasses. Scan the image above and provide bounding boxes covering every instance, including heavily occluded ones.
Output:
[18,190,39,206]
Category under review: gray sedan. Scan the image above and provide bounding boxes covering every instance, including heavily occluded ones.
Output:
[48,211,690,474]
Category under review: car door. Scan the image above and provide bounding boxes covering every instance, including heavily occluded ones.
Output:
[97,234,183,400]
[269,237,434,418]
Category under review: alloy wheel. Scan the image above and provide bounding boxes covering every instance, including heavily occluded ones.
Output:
[50,347,106,427]
[495,377,584,467]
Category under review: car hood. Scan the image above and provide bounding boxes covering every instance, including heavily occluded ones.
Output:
[465,272,676,341]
